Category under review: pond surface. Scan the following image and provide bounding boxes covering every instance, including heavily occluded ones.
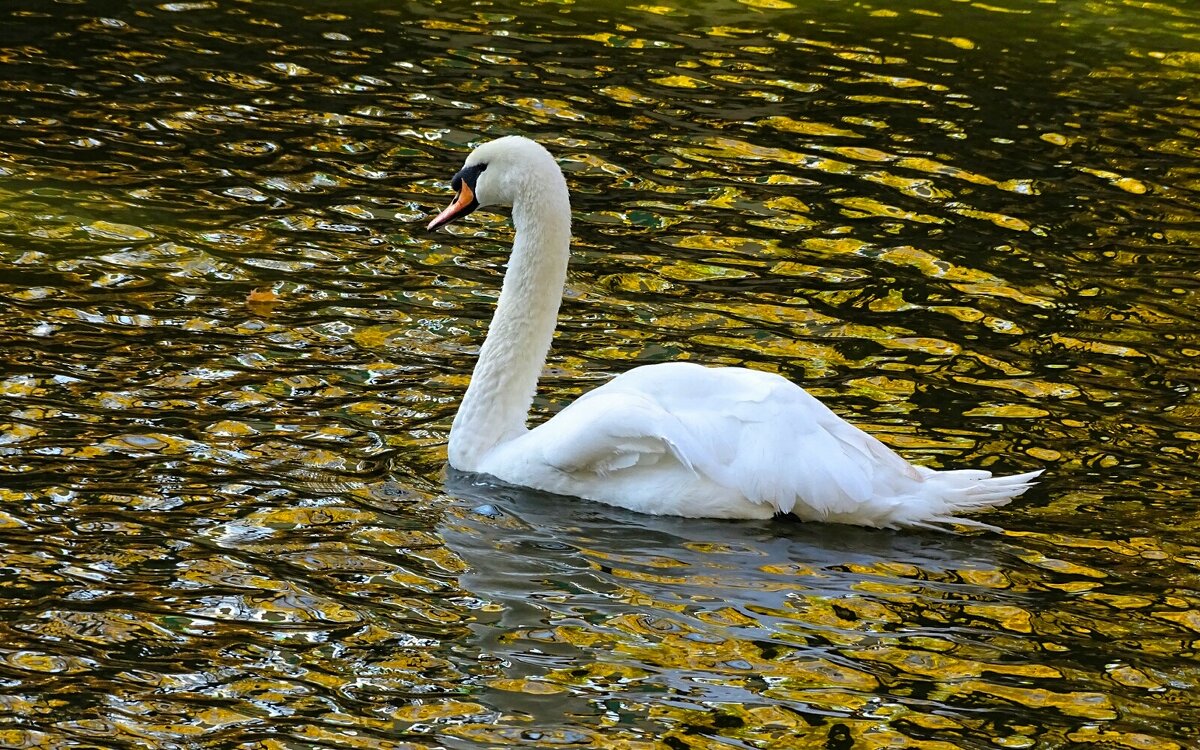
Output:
[1,0,1199,747]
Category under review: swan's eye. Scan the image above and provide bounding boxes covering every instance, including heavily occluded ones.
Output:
[460,162,487,189]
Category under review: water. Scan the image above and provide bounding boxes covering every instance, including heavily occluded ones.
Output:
[1,0,1198,747]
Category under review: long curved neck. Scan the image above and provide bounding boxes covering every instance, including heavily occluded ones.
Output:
[448,179,571,471]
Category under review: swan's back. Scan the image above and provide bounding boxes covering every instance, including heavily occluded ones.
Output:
[572,362,920,514]
[484,361,1038,529]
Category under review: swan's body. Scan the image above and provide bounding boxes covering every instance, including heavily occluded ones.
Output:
[429,136,1040,529]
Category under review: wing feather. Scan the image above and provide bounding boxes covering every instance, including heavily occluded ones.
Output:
[529,362,915,518]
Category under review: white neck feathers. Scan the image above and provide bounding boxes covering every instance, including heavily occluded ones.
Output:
[447,153,571,470]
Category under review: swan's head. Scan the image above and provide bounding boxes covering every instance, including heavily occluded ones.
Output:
[427,135,562,230]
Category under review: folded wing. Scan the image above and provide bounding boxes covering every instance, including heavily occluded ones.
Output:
[534,362,922,519]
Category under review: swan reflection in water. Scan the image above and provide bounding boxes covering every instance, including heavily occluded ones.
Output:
[443,469,1017,618]
[441,470,1028,726]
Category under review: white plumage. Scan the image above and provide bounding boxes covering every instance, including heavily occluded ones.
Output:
[427,136,1040,529]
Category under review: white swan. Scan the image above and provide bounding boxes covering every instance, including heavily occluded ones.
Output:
[428,136,1041,529]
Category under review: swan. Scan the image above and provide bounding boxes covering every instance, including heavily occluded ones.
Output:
[427,135,1041,529]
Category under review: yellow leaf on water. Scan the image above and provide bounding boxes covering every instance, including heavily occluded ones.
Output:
[247,287,280,314]
[759,115,861,138]
[84,220,154,241]
[487,678,568,694]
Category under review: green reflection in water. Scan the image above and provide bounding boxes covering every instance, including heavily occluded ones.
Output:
[0,0,1198,748]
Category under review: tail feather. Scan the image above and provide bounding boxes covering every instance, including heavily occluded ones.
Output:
[920,516,1004,534]
[893,469,1043,531]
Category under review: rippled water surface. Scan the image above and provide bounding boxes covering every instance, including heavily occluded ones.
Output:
[1,0,1199,747]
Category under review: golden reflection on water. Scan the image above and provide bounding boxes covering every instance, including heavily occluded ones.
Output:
[1,0,1199,747]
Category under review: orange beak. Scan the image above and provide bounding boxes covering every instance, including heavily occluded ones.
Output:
[427,181,477,230]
